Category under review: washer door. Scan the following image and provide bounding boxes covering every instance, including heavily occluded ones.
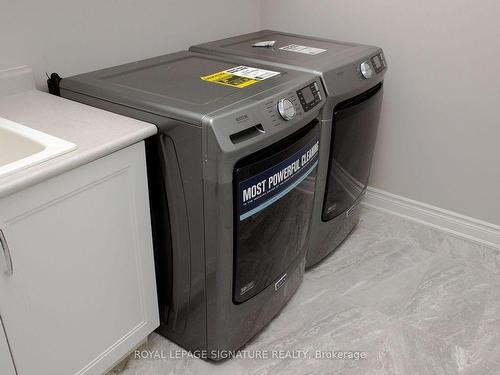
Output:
[233,121,320,304]
[322,83,383,222]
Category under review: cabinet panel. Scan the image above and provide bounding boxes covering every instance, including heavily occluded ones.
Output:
[0,142,158,375]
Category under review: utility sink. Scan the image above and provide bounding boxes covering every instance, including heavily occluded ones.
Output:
[0,116,77,178]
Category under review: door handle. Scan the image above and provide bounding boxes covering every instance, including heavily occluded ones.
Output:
[0,230,13,276]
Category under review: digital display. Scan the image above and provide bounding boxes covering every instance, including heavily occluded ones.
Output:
[370,53,386,74]
[301,86,315,104]
[297,82,321,112]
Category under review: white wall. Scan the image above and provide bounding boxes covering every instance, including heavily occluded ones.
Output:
[262,0,500,225]
[0,0,262,88]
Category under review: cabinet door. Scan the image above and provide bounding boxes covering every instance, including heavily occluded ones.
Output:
[0,317,16,375]
[0,142,158,375]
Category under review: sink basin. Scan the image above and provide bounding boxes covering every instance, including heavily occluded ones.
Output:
[0,117,77,178]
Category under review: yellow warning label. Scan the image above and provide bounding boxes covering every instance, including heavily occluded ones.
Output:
[200,71,258,88]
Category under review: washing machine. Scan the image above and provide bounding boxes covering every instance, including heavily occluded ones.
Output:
[59,51,324,357]
[191,30,387,268]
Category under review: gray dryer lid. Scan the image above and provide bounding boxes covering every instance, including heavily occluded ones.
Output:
[60,51,313,125]
[190,30,383,81]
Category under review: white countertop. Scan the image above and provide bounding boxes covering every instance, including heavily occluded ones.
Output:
[0,87,157,199]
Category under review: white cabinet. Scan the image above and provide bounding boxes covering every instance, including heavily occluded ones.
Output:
[0,142,159,375]
[0,317,15,375]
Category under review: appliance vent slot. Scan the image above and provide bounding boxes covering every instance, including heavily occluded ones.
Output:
[230,124,265,144]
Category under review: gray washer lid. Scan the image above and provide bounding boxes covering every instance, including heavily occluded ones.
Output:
[60,51,310,125]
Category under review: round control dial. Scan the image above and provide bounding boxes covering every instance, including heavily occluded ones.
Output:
[277,98,296,121]
[360,61,374,79]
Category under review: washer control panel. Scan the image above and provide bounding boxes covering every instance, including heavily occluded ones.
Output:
[262,79,323,126]
[277,98,296,121]
[297,82,322,112]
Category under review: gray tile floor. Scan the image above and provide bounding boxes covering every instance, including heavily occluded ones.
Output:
[110,208,500,375]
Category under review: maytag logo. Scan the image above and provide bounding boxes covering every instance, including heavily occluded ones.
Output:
[240,280,255,295]
[235,114,249,124]
[274,273,287,291]
[327,204,337,214]
[346,201,360,217]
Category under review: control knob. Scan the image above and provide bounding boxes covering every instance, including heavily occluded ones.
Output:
[360,61,374,79]
[277,98,296,121]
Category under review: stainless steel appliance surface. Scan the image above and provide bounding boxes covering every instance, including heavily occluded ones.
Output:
[60,51,325,358]
[191,30,387,268]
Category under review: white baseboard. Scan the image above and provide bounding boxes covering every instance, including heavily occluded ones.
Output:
[362,187,500,250]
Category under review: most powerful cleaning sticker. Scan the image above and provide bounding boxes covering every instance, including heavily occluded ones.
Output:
[238,137,320,221]
[200,66,280,88]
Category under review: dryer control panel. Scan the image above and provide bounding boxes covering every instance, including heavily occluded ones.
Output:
[359,51,387,80]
